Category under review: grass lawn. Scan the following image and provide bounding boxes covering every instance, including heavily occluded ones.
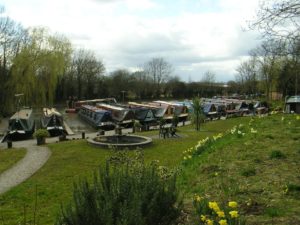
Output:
[0,148,26,174]
[179,114,300,225]
[0,118,246,225]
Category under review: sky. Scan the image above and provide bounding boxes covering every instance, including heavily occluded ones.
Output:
[1,0,262,82]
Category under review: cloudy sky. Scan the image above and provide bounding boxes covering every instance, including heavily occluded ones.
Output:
[2,0,262,82]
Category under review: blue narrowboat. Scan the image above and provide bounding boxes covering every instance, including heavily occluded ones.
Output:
[78,105,115,130]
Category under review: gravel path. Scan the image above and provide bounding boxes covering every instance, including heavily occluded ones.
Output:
[0,140,51,195]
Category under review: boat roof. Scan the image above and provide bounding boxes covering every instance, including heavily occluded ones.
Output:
[10,108,33,120]
[76,98,116,104]
[81,105,109,113]
[97,103,126,111]
[286,96,300,103]
[128,102,161,109]
[43,108,61,117]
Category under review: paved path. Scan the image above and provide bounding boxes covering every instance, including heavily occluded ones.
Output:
[0,140,51,195]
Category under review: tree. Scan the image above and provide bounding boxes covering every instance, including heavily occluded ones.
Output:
[68,49,105,99]
[236,57,258,95]
[10,27,72,106]
[250,0,300,45]
[0,7,28,114]
[144,58,173,98]
[250,41,282,100]
[107,69,134,101]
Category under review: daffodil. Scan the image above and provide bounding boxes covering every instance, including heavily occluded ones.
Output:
[200,215,206,222]
[228,201,238,208]
[208,201,220,212]
[194,194,202,202]
[216,210,225,218]
[218,219,227,225]
[250,128,257,134]
[206,219,213,225]
[229,210,239,218]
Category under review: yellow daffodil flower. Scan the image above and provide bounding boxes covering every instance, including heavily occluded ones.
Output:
[219,219,228,225]
[206,219,213,225]
[228,201,238,208]
[229,210,239,218]
[216,210,225,218]
[208,201,220,212]
[194,194,202,202]
[200,215,206,222]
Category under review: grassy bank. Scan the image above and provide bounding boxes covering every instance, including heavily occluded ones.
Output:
[0,118,245,225]
[179,114,300,224]
[0,148,26,174]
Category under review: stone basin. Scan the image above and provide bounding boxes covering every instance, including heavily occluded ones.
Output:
[87,134,152,149]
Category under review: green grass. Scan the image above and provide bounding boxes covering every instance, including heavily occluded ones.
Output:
[0,118,245,225]
[179,114,300,225]
[0,148,26,174]
[1,115,299,225]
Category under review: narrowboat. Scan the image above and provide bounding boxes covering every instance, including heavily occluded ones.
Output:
[154,100,189,122]
[148,102,175,122]
[96,103,135,128]
[285,96,300,114]
[41,108,65,136]
[6,108,35,140]
[202,103,220,120]
[130,106,157,127]
[78,105,115,130]
[66,98,117,112]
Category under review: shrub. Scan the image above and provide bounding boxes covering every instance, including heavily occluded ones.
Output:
[33,129,50,138]
[56,152,182,225]
[270,150,286,159]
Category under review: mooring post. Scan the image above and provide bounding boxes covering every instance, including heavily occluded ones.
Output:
[7,140,12,149]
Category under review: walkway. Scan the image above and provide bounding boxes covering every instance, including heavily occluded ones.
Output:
[0,139,51,194]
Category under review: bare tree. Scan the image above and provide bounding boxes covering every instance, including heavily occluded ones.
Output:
[71,49,105,99]
[144,58,173,97]
[236,57,258,95]
[201,70,216,84]
[251,41,282,100]
[250,0,300,46]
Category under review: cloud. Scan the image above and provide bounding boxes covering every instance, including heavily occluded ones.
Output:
[2,0,261,82]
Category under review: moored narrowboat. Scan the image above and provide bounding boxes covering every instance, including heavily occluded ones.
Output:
[96,103,135,128]
[154,100,189,122]
[78,105,115,130]
[41,108,65,136]
[7,108,35,140]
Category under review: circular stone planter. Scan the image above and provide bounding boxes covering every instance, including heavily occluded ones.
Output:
[87,134,152,149]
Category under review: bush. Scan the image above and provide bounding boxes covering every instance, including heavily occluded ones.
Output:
[56,152,182,225]
[33,129,50,138]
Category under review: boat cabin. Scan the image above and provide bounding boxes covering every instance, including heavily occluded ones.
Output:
[153,100,189,122]
[96,103,135,128]
[285,96,300,114]
[41,108,65,136]
[7,108,35,140]
[69,98,117,112]
[78,105,115,130]
[202,103,219,120]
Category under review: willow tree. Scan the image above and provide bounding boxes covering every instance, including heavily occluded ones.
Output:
[10,27,72,107]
